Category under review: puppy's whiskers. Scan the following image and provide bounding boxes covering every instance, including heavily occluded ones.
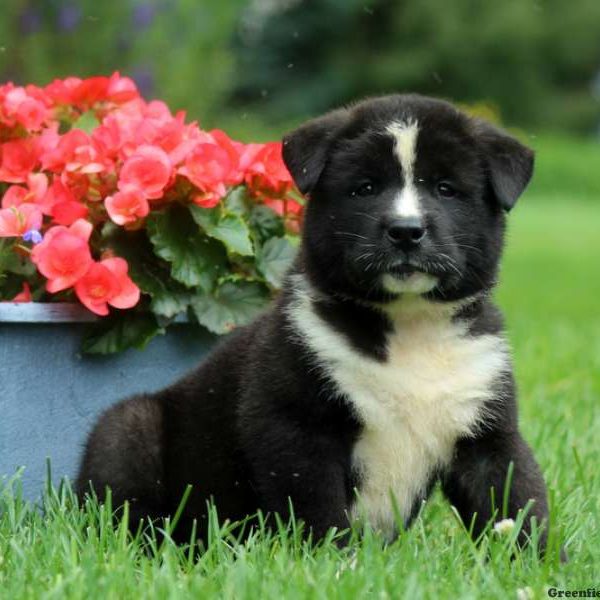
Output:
[333,231,370,241]
[351,211,379,223]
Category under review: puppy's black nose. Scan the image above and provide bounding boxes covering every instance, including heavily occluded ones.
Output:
[386,217,426,248]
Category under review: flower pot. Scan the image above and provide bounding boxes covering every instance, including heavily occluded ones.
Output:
[0,303,215,499]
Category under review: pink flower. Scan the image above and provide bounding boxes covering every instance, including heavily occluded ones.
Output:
[101,99,177,161]
[41,129,110,175]
[178,142,231,203]
[1,186,28,208]
[3,87,49,131]
[74,257,140,315]
[35,124,61,158]
[70,76,110,109]
[119,145,172,199]
[0,204,43,237]
[44,77,83,105]
[2,173,48,209]
[51,199,89,227]
[210,129,247,185]
[106,72,139,104]
[245,142,293,197]
[0,139,39,183]
[42,178,88,225]
[105,186,149,225]
[141,115,201,165]
[91,121,122,160]
[31,219,93,292]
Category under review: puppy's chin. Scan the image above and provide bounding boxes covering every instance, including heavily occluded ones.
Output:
[381,272,438,295]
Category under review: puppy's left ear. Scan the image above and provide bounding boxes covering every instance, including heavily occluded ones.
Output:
[282,107,350,196]
[474,121,535,211]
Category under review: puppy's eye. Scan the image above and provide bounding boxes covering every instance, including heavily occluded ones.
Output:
[437,182,457,198]
[352,181,376,197]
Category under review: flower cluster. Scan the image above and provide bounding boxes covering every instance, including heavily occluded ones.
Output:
[0,74,301,350]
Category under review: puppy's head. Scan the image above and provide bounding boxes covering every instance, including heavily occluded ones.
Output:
[283,94,533,303]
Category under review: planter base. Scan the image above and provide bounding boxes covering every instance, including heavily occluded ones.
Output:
[0,306,214,499]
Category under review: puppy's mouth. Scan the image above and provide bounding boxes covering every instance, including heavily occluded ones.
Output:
[387,262,424,279]
[381,259,439,295]
[386,254,459,280]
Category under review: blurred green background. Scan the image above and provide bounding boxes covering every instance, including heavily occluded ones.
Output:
[2,0,598,203]
[1,0,599,140]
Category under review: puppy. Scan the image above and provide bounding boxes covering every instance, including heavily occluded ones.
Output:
[77,94,551,551]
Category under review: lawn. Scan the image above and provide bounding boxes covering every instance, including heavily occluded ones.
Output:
[1,136,599,599]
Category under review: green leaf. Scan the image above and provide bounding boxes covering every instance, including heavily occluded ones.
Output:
[147,206,228,291]
[249,205,285,242]
[0,239,35,277]
[223,187,249,216]
[190,205,254,257]
[191,280,269,335]
[0,273,25,301]
[128,260,191,318]
[72,110,100,134]
[0,240,38,300]
[81,313,164,355]
[256,236,297,288]
[103,229,192,318]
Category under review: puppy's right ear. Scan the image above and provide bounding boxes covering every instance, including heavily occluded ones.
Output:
[282,108,349,195]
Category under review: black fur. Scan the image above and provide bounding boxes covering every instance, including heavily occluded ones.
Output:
[77,94,552,554]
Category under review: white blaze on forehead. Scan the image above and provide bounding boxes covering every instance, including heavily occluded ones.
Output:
[386,120,421,218]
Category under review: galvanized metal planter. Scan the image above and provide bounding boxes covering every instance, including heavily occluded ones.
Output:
[0,303,215,499]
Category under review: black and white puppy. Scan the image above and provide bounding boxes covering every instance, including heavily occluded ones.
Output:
[77,94,551,551]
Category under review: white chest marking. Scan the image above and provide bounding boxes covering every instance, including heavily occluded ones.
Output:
[288,283,508,538]
[387,120,421,219]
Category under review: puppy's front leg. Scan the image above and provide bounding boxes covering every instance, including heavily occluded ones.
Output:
[442,427,551,554]
[246,426,353,541]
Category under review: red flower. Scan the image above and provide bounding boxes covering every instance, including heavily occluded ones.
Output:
[44,77,83,105]
[0,74,299,319]
[74,257,140,315]
[42,178,89,225]
[245,142,293,197]
[70,76,110,108]
[2,173,48,209]
[31,219,93,292]
[91,121,122,160]
[51,73,139,109]
[1,186,27,208]
[51,199,89,227]
[105,186,149,225]
[119,145,172,199]
[0,204,43,237]
[178,142,231,203]
[237,142,264,172]
[0,139,39,183]
[209,129,246,185]
[2,87,49,131]
[106,72,139,104]
[41,129,110,175]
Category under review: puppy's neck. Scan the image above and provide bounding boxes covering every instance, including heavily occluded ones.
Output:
[286,273,482,362]
[377,293,481,325]
[289,272,477,325]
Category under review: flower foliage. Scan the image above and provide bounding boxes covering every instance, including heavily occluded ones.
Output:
[0,73,302,353]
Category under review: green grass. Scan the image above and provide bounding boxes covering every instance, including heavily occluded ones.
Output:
[1,140,599,599]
